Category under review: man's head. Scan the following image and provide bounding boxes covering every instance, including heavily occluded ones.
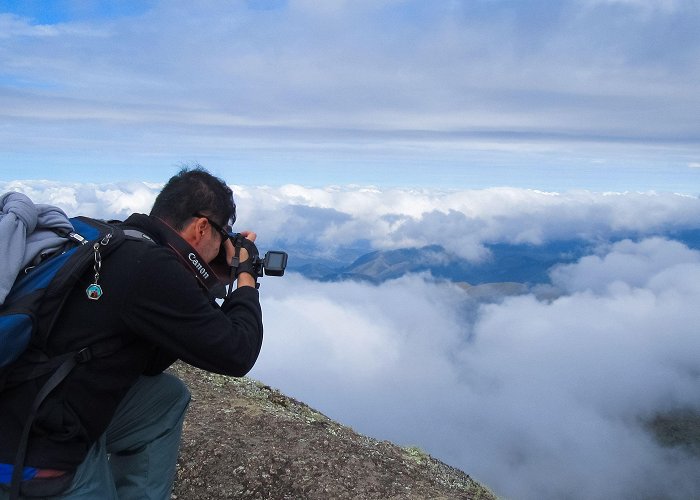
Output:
[151,166,236,263]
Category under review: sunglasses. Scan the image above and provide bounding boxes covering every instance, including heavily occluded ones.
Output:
[193,212,235,241]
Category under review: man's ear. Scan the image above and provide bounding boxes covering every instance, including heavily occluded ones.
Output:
[180,217,207,246]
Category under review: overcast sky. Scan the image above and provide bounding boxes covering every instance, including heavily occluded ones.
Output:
[2,0,700,191]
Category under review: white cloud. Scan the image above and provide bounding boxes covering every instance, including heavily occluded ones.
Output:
[0,180,158,220]
[236,185,700,259]
[578,0,685,14]
[0,13,87,38]
[4,181,700,260]
[550,237,700,294]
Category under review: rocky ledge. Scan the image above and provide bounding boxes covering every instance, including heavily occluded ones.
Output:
[169,362,496,499]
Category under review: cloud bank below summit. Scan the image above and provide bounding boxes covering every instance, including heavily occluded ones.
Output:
[5,180,700,260]
[258,257,700,500]
[3,180,700,499]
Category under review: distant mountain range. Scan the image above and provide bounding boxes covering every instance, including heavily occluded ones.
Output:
[286,229,700,286]
[289,239,594,285]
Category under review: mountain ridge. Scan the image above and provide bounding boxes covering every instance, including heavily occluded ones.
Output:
[289,231,700,286]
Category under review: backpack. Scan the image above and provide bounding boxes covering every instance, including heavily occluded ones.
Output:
[0,215,152,498]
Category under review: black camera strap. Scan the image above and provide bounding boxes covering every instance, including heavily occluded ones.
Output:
[153,219,225,298]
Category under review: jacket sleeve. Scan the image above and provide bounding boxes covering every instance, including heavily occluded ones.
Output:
[121,246,263,377]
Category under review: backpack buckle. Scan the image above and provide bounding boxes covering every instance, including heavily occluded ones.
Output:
[74,348,92,363]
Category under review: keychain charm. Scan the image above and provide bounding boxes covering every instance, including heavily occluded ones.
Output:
[86,283,103,300]
[86,238,106,300]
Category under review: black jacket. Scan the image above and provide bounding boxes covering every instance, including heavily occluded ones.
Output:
[0,214,263,470]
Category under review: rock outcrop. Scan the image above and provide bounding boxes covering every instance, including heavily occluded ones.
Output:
[170,362,496,499]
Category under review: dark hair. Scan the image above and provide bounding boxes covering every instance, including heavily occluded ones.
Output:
[150,165,235,230]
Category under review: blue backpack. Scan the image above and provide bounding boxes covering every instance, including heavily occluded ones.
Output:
[0,216,151,498]
[1,217,127,369]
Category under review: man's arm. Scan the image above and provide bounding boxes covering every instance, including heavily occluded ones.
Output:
[123,246,263,377]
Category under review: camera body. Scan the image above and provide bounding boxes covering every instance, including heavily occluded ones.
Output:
[228,233,288,278]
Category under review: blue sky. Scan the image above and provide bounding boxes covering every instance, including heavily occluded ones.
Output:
[1,0,700,192]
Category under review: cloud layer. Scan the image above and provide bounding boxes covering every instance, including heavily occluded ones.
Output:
[6,179,700,258]
[255,239,700,499]
[2,0,700,189]
[4,0,698,138]
[3,180,700,498]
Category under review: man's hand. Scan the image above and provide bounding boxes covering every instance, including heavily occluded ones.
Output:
[223,231,258,288]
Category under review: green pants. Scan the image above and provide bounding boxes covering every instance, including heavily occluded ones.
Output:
[2,372,191,499]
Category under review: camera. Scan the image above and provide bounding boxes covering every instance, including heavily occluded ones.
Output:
[228,233,287,278]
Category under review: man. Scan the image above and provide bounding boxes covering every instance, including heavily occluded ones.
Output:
[0,167,263,498]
